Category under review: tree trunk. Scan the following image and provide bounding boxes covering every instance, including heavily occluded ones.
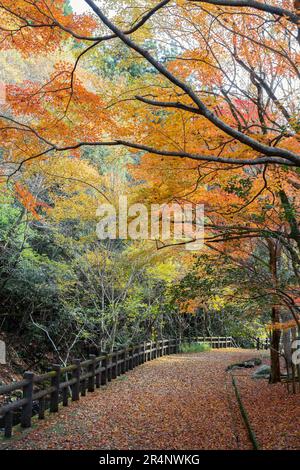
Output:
[282,313,292,370]
[269,306,281,383]
[268,240,282,384]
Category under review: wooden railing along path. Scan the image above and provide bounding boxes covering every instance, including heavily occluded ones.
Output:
[184,336,236,348]
[0,339,181,438]
[0,336,239,439]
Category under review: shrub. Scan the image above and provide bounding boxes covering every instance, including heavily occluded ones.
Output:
[180,342,211,353]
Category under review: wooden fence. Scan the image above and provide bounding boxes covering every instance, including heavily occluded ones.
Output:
[0,339,180,438]
[255,338,270,350]
[182,336,235,348]
[189,336,270,350]
[0,335,251,439]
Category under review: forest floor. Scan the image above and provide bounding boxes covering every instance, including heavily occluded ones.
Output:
[1,349,299,450]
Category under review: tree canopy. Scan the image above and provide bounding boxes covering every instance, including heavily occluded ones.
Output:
[0,0,299,383]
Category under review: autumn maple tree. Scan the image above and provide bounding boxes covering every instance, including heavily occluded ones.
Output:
[0,0,299,166]
[0,0,299,383]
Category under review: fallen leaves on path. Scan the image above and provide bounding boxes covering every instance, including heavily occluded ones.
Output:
[3,350,299,450]
[234,371,300,450]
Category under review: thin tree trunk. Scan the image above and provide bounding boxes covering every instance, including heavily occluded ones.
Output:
[268,240,282,384]
[282,313,292,370]
[269,306,281,383]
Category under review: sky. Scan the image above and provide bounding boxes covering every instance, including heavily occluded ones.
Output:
[70,0,90,14]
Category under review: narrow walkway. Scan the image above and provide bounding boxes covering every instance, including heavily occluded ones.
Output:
[5,350,258,450]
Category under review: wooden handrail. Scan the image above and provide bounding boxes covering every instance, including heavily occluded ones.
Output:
[0,336,239,438]
[0,337,181,438]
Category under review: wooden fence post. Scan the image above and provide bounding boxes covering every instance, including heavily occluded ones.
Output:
[124,348,128,372]
[21,371,34,428]
[62,387,68,407]
[120,350,124,375]
[127,348,131,370]
[133,347,137,368]
[131,347,135,367]
[112,352,117,379]
[121,350,126,374]
[116,351,121,376]
[117,351,121,376]
[139,344,143,364]
[127,347,132,370]
[135,346,139,367]
[81,373,86,396]
[127,347,131,369]
[101,354,108,386]
[128,347,132,368]
[95,358,101,389]
[4,411,13,438]
[88,355,96,392]
[39,397,46,418]
[144,343,147,361]
[107,355,112,382]
[50,365,61,413]
[71,359,81,401]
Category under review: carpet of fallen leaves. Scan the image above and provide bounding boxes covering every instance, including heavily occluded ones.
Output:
[235,371,300,450]
[2,350,299,450]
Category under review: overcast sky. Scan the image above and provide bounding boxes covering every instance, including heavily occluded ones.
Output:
[70,0,90,14]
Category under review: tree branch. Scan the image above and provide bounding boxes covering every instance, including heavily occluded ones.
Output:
[82,1,300,166]
[188,0,299,25]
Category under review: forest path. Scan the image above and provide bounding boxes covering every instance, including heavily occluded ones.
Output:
[5,350,260,450]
